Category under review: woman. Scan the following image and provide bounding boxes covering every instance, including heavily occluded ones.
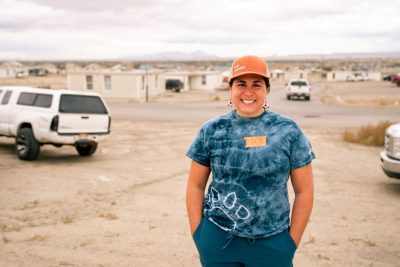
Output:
[186,55,314,267]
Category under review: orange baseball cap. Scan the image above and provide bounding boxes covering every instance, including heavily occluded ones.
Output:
[229,55,270,82]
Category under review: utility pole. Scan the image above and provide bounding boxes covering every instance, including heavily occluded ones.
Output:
[140,64,151,103]
[145,68,149,103]
[321,53,324,79]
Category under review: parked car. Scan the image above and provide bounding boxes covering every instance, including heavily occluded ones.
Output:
[165,79,183,92]
[286,79,311,101]
[0,86,111,160]
[391,73,400,87]
[380,123,400,179]
[383,74,393,81]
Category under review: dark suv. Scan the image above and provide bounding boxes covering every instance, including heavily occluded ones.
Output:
[165,79,183,92]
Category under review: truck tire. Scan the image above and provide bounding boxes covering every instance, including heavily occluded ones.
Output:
[76,143,98,156]
[15,128,40,160]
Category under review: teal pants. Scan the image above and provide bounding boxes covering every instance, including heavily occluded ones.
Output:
[193,218,297,267]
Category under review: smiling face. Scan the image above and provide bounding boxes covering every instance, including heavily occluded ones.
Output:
[230,74,268,118]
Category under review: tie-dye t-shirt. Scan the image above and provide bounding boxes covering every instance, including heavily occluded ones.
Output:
[186,110,315,238]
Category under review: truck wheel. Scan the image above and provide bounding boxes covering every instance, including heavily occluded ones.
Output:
[15,128,40,160]
[287,95,291,100]
[397,82,400,87]
[76,143,98,156]
[305,96,310,101]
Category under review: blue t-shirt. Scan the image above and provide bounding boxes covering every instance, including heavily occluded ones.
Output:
[186,110,315,238]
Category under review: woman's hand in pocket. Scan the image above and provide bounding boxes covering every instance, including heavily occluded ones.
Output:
[191,218,202,237]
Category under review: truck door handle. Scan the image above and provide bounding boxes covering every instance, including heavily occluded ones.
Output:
[81,116,89,119]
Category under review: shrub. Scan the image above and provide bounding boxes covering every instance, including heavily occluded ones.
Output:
[343,121,393,146]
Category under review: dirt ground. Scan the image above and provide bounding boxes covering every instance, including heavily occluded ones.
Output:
[320,81,400,109]
[1,77,400,267]
[0,75,66,89]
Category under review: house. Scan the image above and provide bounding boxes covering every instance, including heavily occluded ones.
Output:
[0,61,28,78]
[270,69,285,81]
[284,69,309,81]
[364,72,382,81]
[67,69,165,101]
[0,66,10,78]
[269,66,308,81]
[164,70,223,91]
[326,71,353,81]
[326,71,382,81]
[270,65,289,81]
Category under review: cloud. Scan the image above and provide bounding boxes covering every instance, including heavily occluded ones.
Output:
[0,0,399,59]
[13,0,152,12]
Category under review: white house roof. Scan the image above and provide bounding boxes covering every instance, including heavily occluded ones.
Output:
[68,69,164,75]
[109,64,127,71]
[270,69,285,74]
[165,70,221,76]
[1,61,24,68]
[84,63,102,70]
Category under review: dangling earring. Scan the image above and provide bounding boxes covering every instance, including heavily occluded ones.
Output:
[227,99,233,108]
[263,99,269,109]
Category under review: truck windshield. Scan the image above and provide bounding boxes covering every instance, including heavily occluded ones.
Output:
[59,95,108,114]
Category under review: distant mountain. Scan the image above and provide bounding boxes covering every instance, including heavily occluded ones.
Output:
[129,51,219,61]
[328,51,400,59]
[268,51,400,60]
[127,50,400,62]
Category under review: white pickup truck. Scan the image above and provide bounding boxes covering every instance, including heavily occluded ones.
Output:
[0,86,111,160]
[380,123,400,179]
[286,79,311,101]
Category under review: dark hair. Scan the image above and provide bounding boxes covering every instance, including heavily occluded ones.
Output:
[229,77,271,92]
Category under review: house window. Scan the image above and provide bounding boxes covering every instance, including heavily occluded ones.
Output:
[104,75,112,91]
[142,76,145,90]
[300,73,303,79]
[332,73,336,79]
[86,75,93,90]
[201,75,206,85]
[155,75,158,88]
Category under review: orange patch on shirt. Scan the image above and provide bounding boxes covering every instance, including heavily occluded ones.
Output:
[244,136,267,148]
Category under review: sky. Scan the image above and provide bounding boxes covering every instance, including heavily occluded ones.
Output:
[1,0,400,60]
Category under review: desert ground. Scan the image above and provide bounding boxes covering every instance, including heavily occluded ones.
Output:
[0,77,400,267]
